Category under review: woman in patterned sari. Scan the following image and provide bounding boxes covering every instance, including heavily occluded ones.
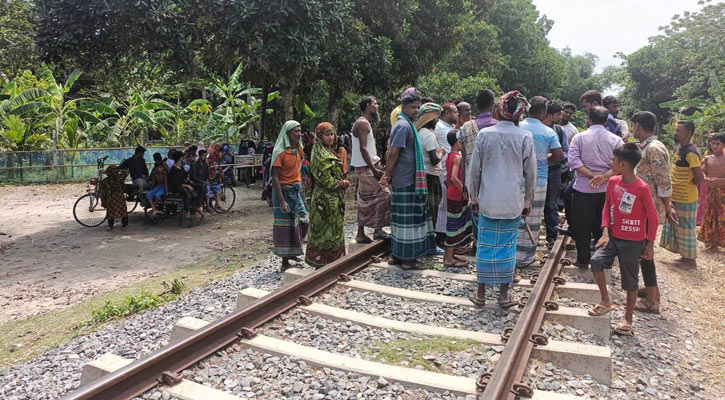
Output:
[305,123,351,268]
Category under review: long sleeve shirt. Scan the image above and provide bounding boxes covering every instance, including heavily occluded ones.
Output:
[568,124,623,193]
[467,121,537,220]
[602,176,659,242]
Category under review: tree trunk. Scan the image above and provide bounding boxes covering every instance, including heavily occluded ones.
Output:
[259,74,270,144]
[327,83,344,130]
[279,85,295,124]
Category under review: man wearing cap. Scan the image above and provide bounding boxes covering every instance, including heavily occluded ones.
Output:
[416,102,445,239]
[119,145,150,192]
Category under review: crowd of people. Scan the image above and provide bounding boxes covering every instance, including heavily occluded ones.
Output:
[268,87,724,336]
[98,141,237,229]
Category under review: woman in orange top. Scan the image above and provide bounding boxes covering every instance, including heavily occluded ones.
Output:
[271,120,309,270]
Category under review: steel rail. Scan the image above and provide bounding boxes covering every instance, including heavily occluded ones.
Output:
[479,234,570,400]
[61,239,389,400]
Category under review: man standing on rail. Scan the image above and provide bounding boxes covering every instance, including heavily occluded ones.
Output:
[381,92,437,269]
[467,91,536,307]
[517,96,563,268]
[351,95,391,243]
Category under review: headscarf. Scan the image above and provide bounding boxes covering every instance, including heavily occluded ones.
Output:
[271,120,302,168]
[197,141,205,156]
[494,90,529,122]
[311,122,342,189]
[415,102,442,130]
[99,165,126,204]
[397,113,428,196]
[208,141,219,162]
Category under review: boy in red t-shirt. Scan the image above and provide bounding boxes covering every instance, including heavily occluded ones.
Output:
[588,143,659,336]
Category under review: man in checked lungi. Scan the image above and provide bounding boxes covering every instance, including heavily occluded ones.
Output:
[381,93,437,269]
[467,91,537,308]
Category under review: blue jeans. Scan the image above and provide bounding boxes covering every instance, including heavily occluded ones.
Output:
[206,183,222,198]
[544,168,561,243]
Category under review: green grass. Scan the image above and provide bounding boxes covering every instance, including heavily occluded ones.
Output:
[0,245,268,369]
[363,336,480,373]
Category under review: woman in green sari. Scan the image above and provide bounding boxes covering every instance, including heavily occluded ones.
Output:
[305,122,351,268]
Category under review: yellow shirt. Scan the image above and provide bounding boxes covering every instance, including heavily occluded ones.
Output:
[390,105,402,127]
[670,143,701,203]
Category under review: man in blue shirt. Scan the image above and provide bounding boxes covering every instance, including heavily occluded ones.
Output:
[543,102,568,245]
[517,97,563,268]
[580,90,622,136]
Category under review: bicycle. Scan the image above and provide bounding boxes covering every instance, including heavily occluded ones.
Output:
[72,156,140,227]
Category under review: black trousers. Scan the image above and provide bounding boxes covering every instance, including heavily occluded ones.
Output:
[571,190,606,265]
[640,258,657,287]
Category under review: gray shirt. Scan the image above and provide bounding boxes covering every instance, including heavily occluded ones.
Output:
[467,121,537,220]
[390,115,417,188]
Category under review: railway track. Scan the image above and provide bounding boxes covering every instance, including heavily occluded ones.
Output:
[63,232,612,400]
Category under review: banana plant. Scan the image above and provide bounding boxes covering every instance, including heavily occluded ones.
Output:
[1,67,100,154]
[94,92,173,146]
[0,115,49,181]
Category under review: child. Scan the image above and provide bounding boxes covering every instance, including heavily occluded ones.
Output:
[147,162,168,215]
[443,129,472,267]
[698,132,725,249]
[588,143,658,336]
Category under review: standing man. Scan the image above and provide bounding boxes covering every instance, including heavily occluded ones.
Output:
[580,90,621,136]
[517,97,563,267]
[568,106,623,268]
[434,102,460,239]
[416,103,444,241]
[456,101,472,128]
[467,91,536,307]
[382,93,436,268]
[119,145,150,192]
[603,95,630,140]
[560,103,579,145]
[460,90,497,173]
[351,96,391,243]
[660,120,704,269]
[631,111,678,312]
[435,102,458,153]
[542,102,568,246]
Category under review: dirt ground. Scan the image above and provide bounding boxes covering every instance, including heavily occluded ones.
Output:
[0,182,274,322]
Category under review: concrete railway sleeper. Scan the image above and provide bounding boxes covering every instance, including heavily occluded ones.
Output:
[67,234,612,400]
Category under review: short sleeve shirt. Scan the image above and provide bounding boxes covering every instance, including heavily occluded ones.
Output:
[419,127,442,175]
[635,137,671,222]
[272,149,302,185]
[519,118,561,186]
[389,116,416,188]
[671,143,701,203]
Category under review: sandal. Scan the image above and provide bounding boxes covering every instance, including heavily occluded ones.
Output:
[400,261,423,270]
[444,261,469,268]
[373,232,391,240]
[634,299,660,314]
[388,257,402,266]
[588,303,616,316]
[356,237,373,244]
[468,293,486,307]
[613,322,634,336]
[498,298,517,309]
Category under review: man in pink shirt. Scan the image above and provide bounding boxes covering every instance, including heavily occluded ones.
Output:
[568,106,623,267]
[587,143,659,336]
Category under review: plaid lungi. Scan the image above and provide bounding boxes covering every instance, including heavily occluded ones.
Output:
[476,213,520,284]
[661,200,698,259]
[391,184,437,261]
[435,171,448,234]
[355,166,391,229]
[426,174,442,228]
[444,199,472,247]
[516,184,547,267]
[272,183,309,257]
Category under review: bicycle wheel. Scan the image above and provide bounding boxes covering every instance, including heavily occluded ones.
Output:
[217,185,236,212]
[73,193,107,227]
